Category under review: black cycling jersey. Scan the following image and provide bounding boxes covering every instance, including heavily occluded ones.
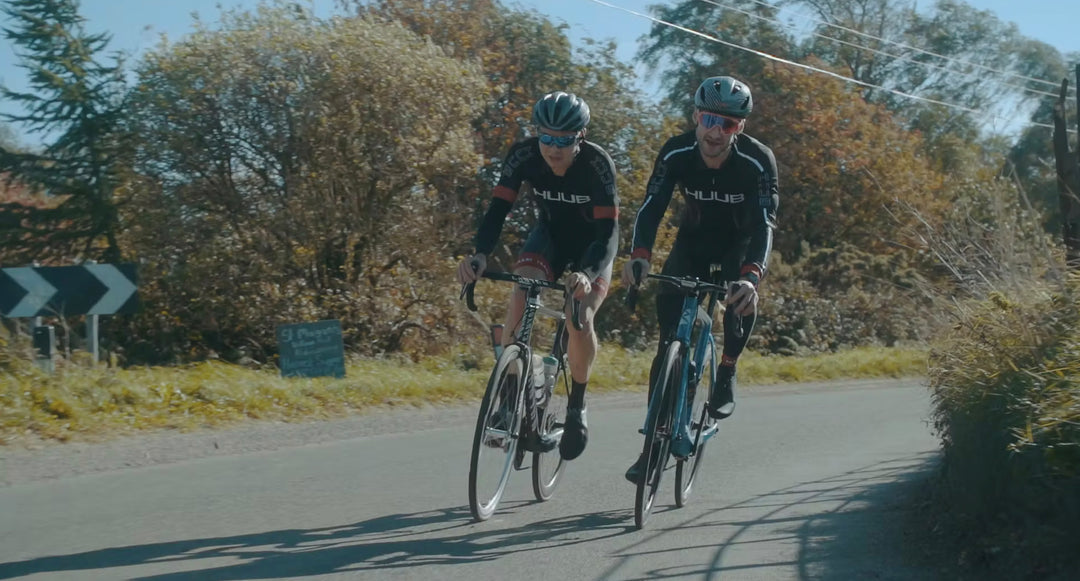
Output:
[631,131,778,280]
[474,137,619,281]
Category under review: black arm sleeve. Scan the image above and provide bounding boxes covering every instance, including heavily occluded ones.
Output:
[581,217,618,280]
[631,150,678,256]
[743,149,779,275]
[473,197,513,256]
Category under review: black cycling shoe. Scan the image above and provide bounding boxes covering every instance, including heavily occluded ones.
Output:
[708,365,736,419]
[559,407,589,460]
[624,453,645,485]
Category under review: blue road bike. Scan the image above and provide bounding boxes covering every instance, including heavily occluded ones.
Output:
[626,269,731,528]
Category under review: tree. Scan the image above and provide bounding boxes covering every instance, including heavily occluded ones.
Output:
[751,61,947,259]
[638,0,793,118]
[353,0,583,261]
[0,0,130,264]
[122,5,489,360]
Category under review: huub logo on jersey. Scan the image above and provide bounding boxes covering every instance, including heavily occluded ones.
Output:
[686,190,745,203]
[535,189,590,204]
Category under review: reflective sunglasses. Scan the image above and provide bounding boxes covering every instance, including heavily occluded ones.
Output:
[538,133,580,148]
[699,112,741,133]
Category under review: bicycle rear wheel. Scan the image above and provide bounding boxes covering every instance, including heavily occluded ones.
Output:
[531,365,566,501]
[635,341,681,529]
[469,344,525,522]
[676,334,716,507]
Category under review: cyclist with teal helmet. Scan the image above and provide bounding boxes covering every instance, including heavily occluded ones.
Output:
[458,91,619,461]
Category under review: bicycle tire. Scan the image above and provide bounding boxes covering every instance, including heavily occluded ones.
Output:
[635,341,681,529]
[468,344,526,522]
[676,334,716,507]
[532,355,567,501]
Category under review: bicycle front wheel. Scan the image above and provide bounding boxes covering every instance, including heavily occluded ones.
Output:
[635,340,681,529]
[532,356,567,501]
[676,334,716,507]
[468,344,525,522]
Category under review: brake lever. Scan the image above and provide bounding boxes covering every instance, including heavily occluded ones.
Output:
[461,282,477,312]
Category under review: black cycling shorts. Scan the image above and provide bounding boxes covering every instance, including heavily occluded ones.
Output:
[514,221,612,295]
[658,234,744,292]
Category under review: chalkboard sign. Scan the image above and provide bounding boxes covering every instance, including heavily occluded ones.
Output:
[276,319,346,378]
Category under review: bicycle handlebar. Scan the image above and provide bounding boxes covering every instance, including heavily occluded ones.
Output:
[625,270,728,312]
[460,270,584,331]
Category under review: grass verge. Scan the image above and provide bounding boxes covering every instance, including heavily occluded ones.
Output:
[1,344,927,446]
[924,285,1080,580]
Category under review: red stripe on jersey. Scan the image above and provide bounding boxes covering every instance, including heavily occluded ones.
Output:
[593,206,618,220]
[493,185,517,203]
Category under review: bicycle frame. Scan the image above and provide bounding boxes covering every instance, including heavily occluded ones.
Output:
[640,278,724,457]
[464,271,581,428]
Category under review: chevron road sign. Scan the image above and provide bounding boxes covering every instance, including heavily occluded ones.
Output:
[0,263,138,318]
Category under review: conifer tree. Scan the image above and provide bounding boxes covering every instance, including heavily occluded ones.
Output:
[0,0,129,263]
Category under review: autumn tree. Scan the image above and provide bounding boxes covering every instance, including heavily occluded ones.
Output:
[749,62,946,259]
[121,5,488,361]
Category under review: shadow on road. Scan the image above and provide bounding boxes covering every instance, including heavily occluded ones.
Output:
[0,499,633,580]
[0,453,942,580]
[599,451,943,580]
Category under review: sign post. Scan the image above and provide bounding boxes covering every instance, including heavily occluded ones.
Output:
[32,324,55,373]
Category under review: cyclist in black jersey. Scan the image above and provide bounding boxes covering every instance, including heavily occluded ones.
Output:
[622,76,778,480]
[457,91,619,461]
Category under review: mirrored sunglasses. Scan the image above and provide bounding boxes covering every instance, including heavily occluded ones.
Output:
[538,133,580,148]
[700,112,741,133]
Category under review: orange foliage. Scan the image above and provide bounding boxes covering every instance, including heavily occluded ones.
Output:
[751,62,947,258]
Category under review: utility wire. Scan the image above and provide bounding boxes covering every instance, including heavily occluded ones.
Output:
[585,0,1071,133]
[699,0,1066,101]
[731,0,1076,95]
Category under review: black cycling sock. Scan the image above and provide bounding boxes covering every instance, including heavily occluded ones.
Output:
[722,308,756,361]
[569,380,587,409]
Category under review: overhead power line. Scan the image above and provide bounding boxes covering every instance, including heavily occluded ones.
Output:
[699,0,1067,101]
[585,0,1072,133]
[731,0,1076,95]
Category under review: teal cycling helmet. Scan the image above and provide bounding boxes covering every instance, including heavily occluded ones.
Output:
[532,91,591,132]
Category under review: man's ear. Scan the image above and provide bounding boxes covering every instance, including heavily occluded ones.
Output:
[580,128,588,140]
[692,109,702,125]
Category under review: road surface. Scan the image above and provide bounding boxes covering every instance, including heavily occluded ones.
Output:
[0,379,942,580]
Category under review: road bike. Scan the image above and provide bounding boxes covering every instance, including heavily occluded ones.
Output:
[461,271,582,522]
[626,268,731,528]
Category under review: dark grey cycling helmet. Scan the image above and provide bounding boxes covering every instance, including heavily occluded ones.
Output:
[532,91,591,132]
[695,76,753,118]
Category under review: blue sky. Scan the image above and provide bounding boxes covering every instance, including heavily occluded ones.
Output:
[2,0,1078,144]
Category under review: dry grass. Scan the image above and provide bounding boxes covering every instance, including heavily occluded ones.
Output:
[906,180,1080,579]
[0,344,927,446]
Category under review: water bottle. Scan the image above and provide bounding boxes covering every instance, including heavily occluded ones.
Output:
[531,354,546,390]
[542,355,558,391]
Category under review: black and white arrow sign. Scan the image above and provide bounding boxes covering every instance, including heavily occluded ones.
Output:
[0,264,138,318]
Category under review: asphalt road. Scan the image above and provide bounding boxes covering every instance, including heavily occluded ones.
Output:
[0,379,942,580]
